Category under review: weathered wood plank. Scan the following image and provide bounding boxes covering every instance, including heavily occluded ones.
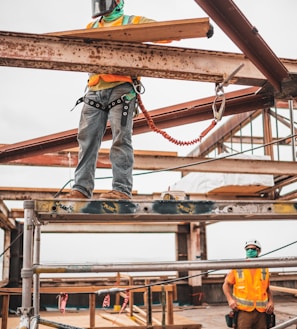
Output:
[47,18,211,43]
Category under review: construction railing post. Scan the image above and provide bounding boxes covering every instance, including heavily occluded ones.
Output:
[166,289,174,325]
[1,294,10,329]
[33,223,41,316]
[146,286,152,327]
[18,200,35,329]
[89,293,96,329]
[161,285,166,328]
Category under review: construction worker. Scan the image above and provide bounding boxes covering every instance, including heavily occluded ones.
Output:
[222,239,274,329]
[62,0,155,200]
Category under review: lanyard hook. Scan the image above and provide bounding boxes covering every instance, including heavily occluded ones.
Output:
[212,63,244,121]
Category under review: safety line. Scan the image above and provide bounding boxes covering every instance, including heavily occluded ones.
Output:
[96,240,297,295]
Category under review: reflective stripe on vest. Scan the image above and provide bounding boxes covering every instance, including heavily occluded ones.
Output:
[233,268,269,312]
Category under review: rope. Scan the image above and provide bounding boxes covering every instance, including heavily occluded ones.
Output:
[137,94,217,146]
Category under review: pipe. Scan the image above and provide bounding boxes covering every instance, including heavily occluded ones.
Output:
[272,316,297,329]
[289,99,296,161]
[33,224,41,316]
[33,257,297,274]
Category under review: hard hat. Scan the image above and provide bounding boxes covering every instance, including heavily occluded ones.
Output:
[91,0,123,18]
[244,239,261,250]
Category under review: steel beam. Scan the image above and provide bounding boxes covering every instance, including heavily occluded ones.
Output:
[5,151,297,176]
[0,87,274,163]
[35,199,297,222]
[194,0,289,91]
[0,31,295,86]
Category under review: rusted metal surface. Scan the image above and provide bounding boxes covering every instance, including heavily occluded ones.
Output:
[32,198,297,222]
[0,201,16,230]
[1,31,296,87]
[0,87,273,163]
[4,153,297,176]
[194,0,289,91]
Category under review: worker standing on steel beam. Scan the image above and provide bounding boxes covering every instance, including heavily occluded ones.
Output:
[222,239,275,329]
[61,0,154,200]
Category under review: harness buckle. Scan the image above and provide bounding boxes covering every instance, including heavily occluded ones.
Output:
[132,78,145,95]
[121,94,129,103]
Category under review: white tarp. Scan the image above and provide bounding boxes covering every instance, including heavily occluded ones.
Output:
[170,154,274,194]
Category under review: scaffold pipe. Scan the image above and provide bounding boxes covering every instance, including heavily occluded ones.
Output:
[272,316,297,329]
[33,257,297,274]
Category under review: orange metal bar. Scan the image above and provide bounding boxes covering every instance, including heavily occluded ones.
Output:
[194,0,289,91]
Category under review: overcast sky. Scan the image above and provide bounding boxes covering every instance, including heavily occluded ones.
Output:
[0,1,297,266]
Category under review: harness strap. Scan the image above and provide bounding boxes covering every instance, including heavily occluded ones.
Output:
[71,94,131,126]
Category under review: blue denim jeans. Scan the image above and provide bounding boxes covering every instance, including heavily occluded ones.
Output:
[72,83,135,198]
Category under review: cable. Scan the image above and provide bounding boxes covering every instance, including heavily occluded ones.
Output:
[0,231,23,259]
[260,240,297,257]
[96,240,297,296]
[55,132,297,195]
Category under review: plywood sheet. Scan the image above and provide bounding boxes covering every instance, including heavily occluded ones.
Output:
[47,18,211,43]
[208,185,271,195]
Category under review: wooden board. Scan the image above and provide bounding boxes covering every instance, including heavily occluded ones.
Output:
[47,18,211,43]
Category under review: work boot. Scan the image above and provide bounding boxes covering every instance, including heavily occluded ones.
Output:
[99,190,131,200]
[59,190,88,199]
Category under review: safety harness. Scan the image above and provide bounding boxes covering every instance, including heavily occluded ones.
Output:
[71,15,143,126]
[72,92,133,127]
[71,19,245,144]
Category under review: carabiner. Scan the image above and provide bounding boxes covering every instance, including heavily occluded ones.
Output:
[212,84,226,121]
[132,79,145,95]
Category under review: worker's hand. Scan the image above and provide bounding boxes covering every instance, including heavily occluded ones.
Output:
[266,301,274,314]
[228,298,238,311]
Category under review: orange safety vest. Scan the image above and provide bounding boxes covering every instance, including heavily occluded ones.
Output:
[87,15,142,87]
[232,268,269,312]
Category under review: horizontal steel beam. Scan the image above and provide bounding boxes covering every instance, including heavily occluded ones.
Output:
[33,257,297,274]
[0,31,296,86]
[32,199,297,222]
[0,87,274,163]
[5,151,297,176]
[40,223,179,234]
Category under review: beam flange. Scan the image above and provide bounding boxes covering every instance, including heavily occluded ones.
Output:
[0,31,295,86]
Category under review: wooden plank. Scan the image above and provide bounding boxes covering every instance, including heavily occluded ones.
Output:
[1,295,9,329]
[47,18,211,43]
[89,294,96,329]
[90,326,201,329]
[132,305,162,325]
[100,312,138,326]
[270,285,297,295]
[0,285,174,294]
